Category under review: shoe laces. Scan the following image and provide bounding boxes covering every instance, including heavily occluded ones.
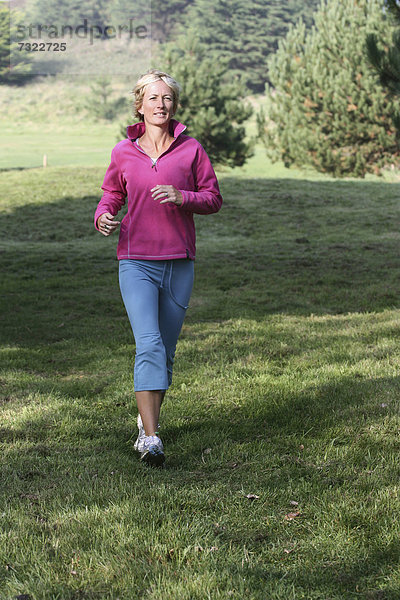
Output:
[143,434,163,452]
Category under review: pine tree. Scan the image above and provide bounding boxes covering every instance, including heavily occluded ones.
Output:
[258,0,400,178]
[26,0,117,35]
[365,0,400,95]
[25,0,192,40]
[0,5,33,85]
[150,0,193,43]
[180,0,321,93]
[0,4,11,83]
[157,36,253,167]
[85,77,128,120]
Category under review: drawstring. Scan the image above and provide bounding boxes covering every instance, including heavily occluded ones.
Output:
[167,262,173,296]
[159,262,167,289]
[167,262,189,309]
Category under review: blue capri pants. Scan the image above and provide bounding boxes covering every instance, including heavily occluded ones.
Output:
[119,259,194,392]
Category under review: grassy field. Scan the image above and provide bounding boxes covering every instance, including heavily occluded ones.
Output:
[0,76,130,170]
[1,155,400,599]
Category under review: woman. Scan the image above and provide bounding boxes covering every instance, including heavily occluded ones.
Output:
[94,69,223,467]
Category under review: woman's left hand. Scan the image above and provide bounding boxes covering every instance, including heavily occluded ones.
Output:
[151,185,183,206]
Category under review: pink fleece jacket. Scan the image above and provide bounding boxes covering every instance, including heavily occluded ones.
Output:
[94,119,223,260]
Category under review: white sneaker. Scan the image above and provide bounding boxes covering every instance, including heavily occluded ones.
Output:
[140,435,165,467]
[133,414,145,452]
[134,414,161,453]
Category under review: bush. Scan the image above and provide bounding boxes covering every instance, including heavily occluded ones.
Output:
[85,77,128,121]
[258,0,400,178]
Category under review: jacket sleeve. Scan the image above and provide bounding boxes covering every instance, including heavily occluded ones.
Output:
[178,144,223,215]
[94,146,127,230]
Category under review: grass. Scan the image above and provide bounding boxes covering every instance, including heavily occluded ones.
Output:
[1,159,400,599]
[0,76,132,170]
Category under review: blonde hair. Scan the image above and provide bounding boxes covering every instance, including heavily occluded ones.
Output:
[132,69,181,121]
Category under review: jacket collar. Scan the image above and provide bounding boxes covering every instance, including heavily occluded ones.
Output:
[126,118,187,140]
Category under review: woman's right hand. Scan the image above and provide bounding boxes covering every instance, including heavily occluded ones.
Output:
[97,212,121,236]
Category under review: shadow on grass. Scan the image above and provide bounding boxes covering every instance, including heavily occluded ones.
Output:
[2,172,399,452]
[0,166,41,173]
[1,374,399,597]
[2,372,398,438]
[1,176,400,348]
[1,174,400,596]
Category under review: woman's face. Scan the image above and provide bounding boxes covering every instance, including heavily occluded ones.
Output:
[138,80,175,126]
